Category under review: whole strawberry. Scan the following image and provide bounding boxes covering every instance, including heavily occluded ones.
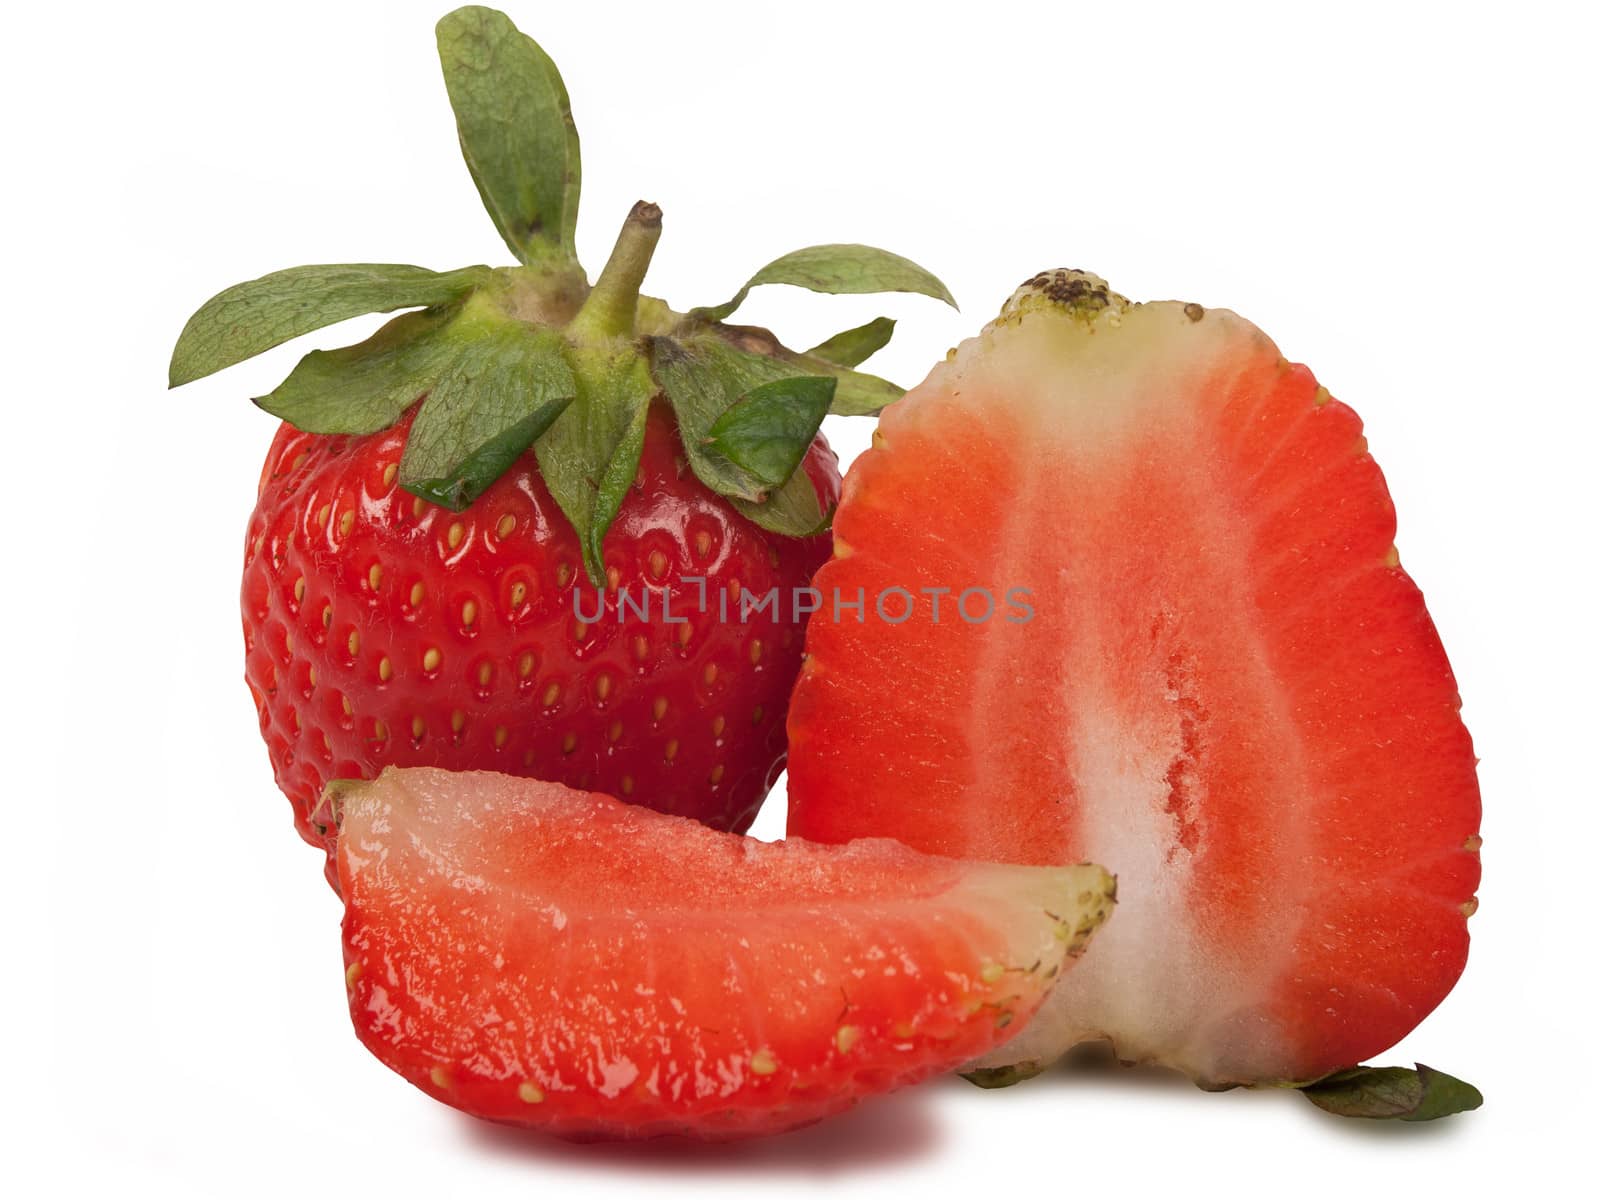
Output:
[171,6,953,874]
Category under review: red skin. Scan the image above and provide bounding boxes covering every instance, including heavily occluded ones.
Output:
[242,402,838,879]
[337,767,1111,1141]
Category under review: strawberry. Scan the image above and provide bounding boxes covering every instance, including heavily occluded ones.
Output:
[787,271,1483,1097]
[243,402,839,865]
[334,766,1116,1140]
[169,6,953,870]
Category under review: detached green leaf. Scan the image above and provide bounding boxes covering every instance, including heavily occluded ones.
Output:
[254,306,462,434]
[534,346,656,583]
[807,316,895,368]
[437,6,581,267]
[692,243,956,322]
[169,263,488,387]
[400,326,576,510]
[708,376,834,489]
[1300,1063,1483,1122]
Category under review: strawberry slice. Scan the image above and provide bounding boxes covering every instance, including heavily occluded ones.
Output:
[335,766,1115,1140]
[787,271,1482,1087]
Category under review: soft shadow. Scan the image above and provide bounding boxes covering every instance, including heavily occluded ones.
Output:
[456,1088,942,1175]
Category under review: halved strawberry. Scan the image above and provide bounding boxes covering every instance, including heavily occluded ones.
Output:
[335,766,1115,1140]
[787,271,1482,1088]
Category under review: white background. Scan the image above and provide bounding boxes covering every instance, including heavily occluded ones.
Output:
[7,0,1597,1195]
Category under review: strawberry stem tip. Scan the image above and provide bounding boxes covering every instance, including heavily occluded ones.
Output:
[569,201,663,341]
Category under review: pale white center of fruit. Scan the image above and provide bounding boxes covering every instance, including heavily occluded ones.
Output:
[941,302,1310,1081]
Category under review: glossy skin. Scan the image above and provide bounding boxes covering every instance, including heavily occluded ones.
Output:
[242,402,838,877]
[788,281,1482,1085]
[338,767,1115,1140]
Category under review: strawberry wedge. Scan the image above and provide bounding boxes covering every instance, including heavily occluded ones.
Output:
[334,767,1115,1140]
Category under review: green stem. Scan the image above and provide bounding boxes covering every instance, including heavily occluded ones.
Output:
[569,201,662,340]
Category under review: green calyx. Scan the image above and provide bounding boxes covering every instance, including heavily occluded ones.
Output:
[168,5,956,584]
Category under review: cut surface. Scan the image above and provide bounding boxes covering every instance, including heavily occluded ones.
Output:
[787,273,1481,1086]
[337,766,1114,1140]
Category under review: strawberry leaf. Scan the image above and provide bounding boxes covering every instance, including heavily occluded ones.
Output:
[807,316,895,368]
[708,376,834,489]
[437,6,581,268]
[731,461,831,538]
[254,306,463,434]
[169,263,488,387]
[799,355,902,417]
[1300,1063,1483,1121]
[691,244,956,323]
[650,335,814,502]
[399,326,576,510]
[711,324,903,417]
[534,346,656,584]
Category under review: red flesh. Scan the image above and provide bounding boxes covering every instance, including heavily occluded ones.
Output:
[788,287,1481,1084]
